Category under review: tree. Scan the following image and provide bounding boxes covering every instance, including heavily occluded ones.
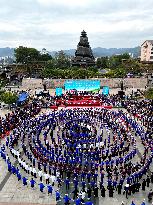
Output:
[120,53,131,59]
[15,46,40,64]
[88,66,98,73]
[109,56,121,68]
[96,57,109,68]
[96,58,102,68]
[114,67,126,78]
[0,92,18,104]
[39,53,52,61]
[54,51,71,69]
[109,53,131,69]
[145,88,153,99]
[45,59,57,69]
[122,58,142,75]
[15,46,53,64]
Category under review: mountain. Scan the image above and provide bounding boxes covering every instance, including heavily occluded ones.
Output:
[0,46,141,58]
[92,47,141,58]
[49,49,76,57]
[50,47,141,58]
[0,47,14,57]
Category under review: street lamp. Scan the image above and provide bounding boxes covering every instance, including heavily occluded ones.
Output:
[24,56,30,76]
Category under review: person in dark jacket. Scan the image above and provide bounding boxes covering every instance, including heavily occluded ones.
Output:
[72,188,79,200]
[151,172,153,183]
[87,186,92,199]
[94,186,99,197]
[142,179,146,191]
[146,175,150,187]
[101,185,106,197]
[117,184,122,194]
[108,185,114,197]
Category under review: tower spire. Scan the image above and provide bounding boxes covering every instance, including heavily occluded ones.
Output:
[72,30,95,67]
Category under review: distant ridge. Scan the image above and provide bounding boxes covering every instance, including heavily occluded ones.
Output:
[0,47,14,57]
[0,46,141,58]
[92,47,141,57]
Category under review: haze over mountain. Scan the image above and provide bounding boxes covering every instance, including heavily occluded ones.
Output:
[0,48,14,58]
[0,46,141,59]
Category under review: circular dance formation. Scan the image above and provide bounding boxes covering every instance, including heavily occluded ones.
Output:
[0,106,153,205]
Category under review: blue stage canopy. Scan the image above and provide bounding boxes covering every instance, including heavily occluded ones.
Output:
[17,92,29,103]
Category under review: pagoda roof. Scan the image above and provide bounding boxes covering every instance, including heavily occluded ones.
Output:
[81,30,87,37]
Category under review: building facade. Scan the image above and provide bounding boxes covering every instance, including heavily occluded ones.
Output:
[141,40,153,62]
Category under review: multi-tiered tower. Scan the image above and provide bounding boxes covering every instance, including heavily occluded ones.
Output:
[72,30,95,67]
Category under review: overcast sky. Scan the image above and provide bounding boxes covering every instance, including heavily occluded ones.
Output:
[0,0,153,51]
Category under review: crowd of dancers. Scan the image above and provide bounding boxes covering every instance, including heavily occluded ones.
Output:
[0,95,153,205]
